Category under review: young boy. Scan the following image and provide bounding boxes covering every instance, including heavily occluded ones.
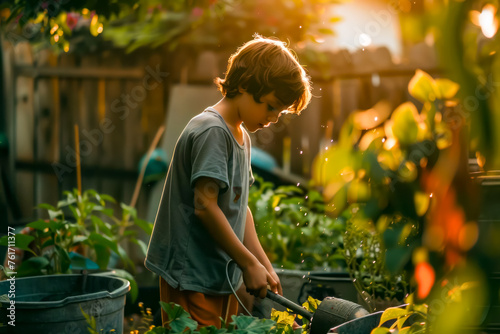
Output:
[145,35,312,328]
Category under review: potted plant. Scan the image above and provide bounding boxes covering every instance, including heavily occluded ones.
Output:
[0,188,154,332]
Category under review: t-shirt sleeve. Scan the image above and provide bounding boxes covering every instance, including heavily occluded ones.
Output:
[190,127,230,191]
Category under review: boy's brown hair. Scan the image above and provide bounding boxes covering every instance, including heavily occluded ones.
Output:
[215,35,312,114]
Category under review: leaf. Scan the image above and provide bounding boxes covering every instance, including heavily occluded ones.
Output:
[0,234,34,251]
[160,302,198,332]
[88,232,118,253]
[353,100,392,130]
[130,238,148,257]
[91,216,112,235]
[414,192,430,217]
[378,307,408,326]
[199,326,226,334]
[434,78,460,99]
[371,328,391,334]
[26,220,49,231]
[48,208,64,219]
[413,303,428,315]
[135,218,154,235]
[302,296,321,313]
[232,315,256,329]
[339,114,361,148]
[54,244,71,273]
[58,194,76,207]
[232,315,275,334]
[41,238,55,249]
[99,194,116,203]
[408,69,438,102]
[121,203,138,219]
[395,314,411,329]
[68,205,79,220]
[92,206,114,217]
[146,327,168,334]
[27,219,64,232]
[391,102,419,146]
[37,203,57,211]
[93,244,111,270]
[271,309,295,326]
[16,256,50,277]
[111,268,138,303]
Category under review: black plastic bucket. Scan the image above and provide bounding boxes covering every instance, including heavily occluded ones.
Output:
[0,274,129,334]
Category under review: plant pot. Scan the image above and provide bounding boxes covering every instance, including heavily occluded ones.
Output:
[299,271,358,305]
[0,274,129,333]
[329,311,384,333]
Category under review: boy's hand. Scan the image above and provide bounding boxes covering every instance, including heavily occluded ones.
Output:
[242,261,277,299]
[269,269,283,296]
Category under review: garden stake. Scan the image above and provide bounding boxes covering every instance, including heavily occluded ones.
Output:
[74,124,82,195]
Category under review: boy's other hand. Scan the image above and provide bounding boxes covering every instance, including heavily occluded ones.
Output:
[242,261,276,299]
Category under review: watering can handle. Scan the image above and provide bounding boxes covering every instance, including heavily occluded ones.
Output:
[266,290,313,320]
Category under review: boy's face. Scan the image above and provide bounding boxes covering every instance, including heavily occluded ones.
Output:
[237,91,286,133]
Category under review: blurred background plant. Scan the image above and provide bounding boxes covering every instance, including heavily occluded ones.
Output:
[1,0,341,57]
[0,188,153,301]
[249,175,345,271]
[312,68,462,314]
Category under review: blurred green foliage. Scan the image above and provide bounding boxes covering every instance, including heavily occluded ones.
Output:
[1,0,341,55]
[248,175,345,271]
[312,69,460,309]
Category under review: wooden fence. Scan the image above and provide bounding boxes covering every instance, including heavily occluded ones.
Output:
[1,38,440,227]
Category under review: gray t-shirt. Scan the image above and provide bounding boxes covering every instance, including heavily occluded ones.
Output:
[145,107,254,295]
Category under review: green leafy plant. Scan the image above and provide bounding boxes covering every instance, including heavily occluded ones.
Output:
[144,301,276,334]
[0,188,153,301]
[126,301,155,333]
[342,212,412,312]
[312,69,461,312]
[249,175,345,270]
[370,294,428,334]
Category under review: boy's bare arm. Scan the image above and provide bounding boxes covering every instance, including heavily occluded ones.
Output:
[193,177,277,298]
[243,207,283,295]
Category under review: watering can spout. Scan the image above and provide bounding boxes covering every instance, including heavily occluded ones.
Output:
[310,297,369,334]
[265,290,369,334]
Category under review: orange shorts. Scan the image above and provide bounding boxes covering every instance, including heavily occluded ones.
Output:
[159,276,238,329]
